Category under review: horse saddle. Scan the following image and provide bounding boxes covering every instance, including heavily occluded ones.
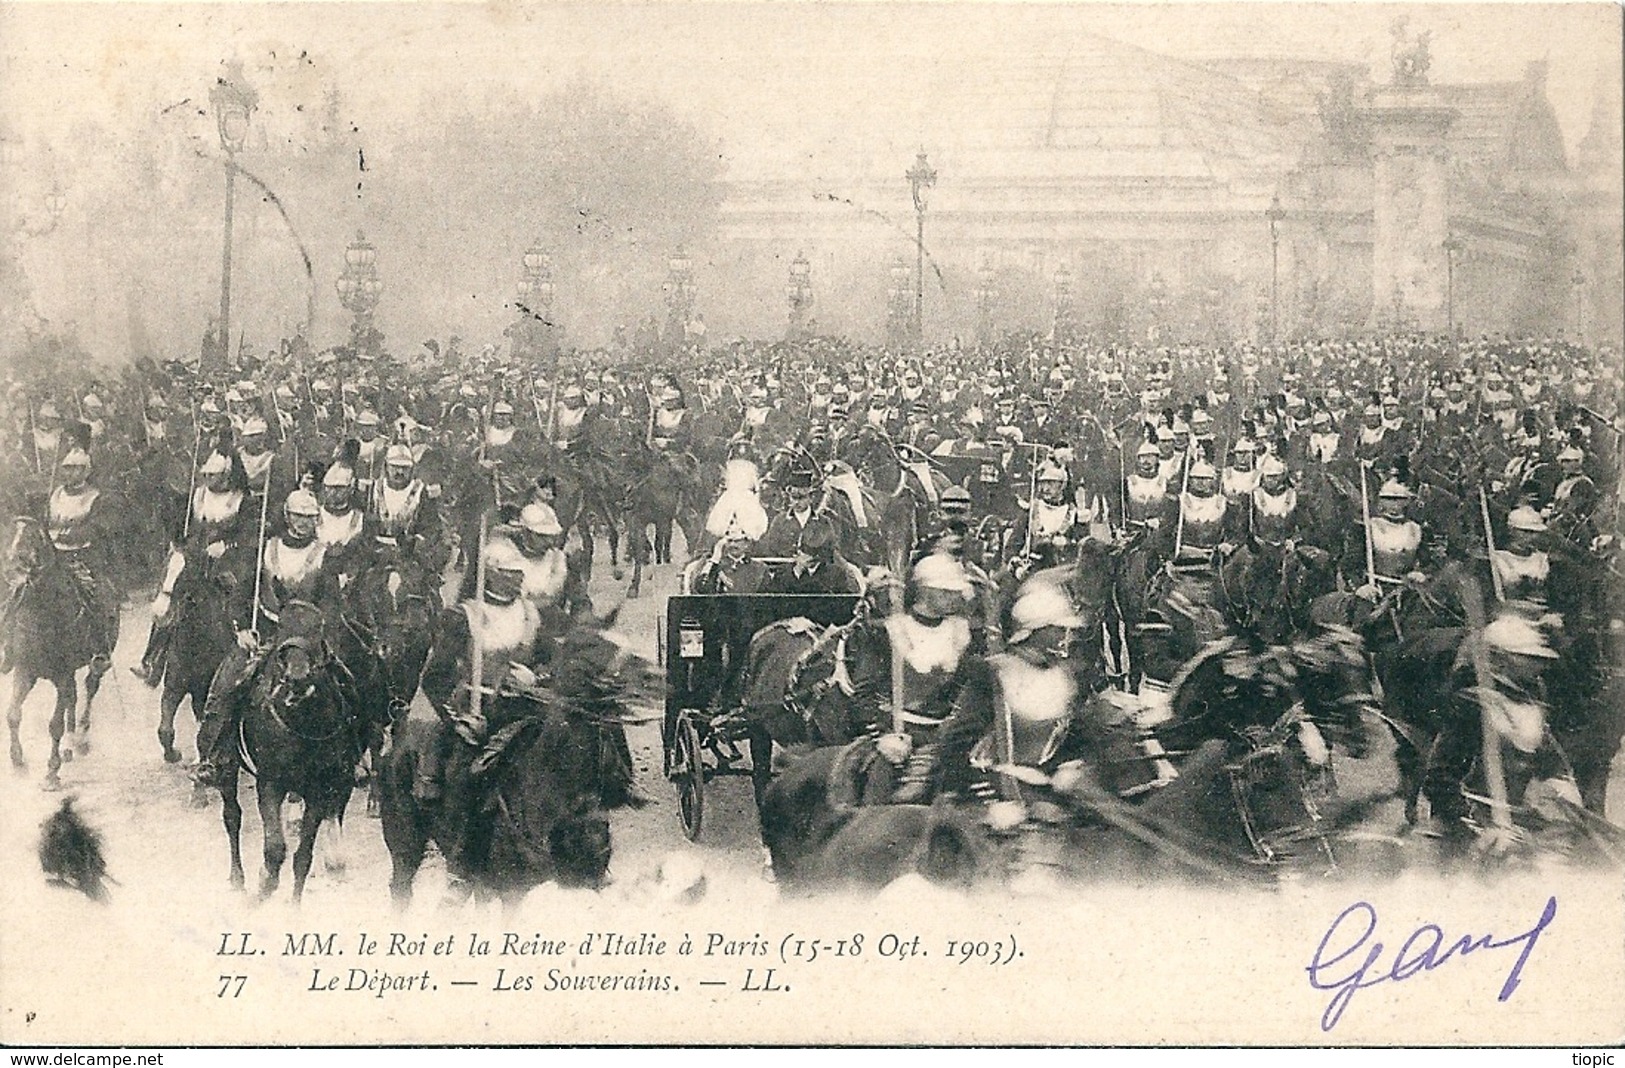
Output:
[470,713,546,785]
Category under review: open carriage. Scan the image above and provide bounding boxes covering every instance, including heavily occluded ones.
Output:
[660,586,862,840]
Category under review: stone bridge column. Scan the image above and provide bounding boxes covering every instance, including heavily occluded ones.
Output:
[1367,87,1456,330]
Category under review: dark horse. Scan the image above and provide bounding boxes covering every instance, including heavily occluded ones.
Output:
[155,548,249,769]
[758,622,1381,894]
[4,517,110,789]
[378,615,656,907]
[622,447,703,599]
[217,601,360,901]
[341,547,443,816]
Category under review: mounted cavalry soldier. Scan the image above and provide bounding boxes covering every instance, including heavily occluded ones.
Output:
[19,427,120,674]
[907,575,1133,838]
[860,552,979,798]
[1358,467,1427,596]
[1550,443,1598,545]
[1221,433,1259,506]
[1123,438,1172,536]
[1249,453,1301,549]
[1493,505,1551,616]
[1009,456,1084,573]
[413,533,551,806]
[506,502,592,619]
[193,488,341,786]
[135,438,252,684]
[364,442,442,563]
[1170,452,1233,573]
[316,443,369,586]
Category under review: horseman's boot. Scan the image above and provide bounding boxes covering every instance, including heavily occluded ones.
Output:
[413,718,452,803]
[133,618,171,686]
[892,745,941,804]
[193,648,250,786]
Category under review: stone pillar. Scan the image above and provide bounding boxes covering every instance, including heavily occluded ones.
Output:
[1366,87,1455,330]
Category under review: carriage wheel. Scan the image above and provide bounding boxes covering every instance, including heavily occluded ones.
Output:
[673,712,705,841]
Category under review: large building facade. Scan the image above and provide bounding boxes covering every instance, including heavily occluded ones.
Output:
[715,32,1622,348]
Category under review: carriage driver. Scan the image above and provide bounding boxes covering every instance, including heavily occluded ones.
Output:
[194,489,340,787]
[414,535,549,804]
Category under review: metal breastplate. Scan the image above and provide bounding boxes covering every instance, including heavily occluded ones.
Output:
[372,481,423,537]
[1222,469,1258,502]
[264,538,328,605]
[1179,493,1226,549]
[994,655,1075,768]
[1032,500,1074,540]
[1370,517,1421,580]
[461,600,541,697]
[1126,475,1166,522]
[48,487,97,551]
[1250,487,1296,545]
[520,549,569,604]
[318,508,364,550]
[192,489,244,543]
[1492,549,1548,604]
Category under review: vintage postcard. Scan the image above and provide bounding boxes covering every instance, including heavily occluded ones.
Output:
[0,0,1621,1048]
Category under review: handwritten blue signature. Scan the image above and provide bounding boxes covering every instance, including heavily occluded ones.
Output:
[1306,895,1558,1032]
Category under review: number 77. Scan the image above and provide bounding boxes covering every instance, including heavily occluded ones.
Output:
[217,975,247,998]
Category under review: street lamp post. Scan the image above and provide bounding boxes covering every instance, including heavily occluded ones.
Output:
[209,61,258,373]
[786,250,812,341]
[1571,269,1585,340]
[1265,194,1285,342]
[1053,261,1075,345]
[886,257,910,350]
[1443,235,1461,337]
[974,260,995,348]
[906,151,937,349]
[663,246,695,353]
[1147,272,1169,344]
[335,230,383,356]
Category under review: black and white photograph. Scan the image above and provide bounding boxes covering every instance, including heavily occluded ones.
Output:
[0,0,1621,1047]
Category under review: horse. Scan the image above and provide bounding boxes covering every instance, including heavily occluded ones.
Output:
[544,449,625,583]
[839,425,951,570]
[3,517,109,789]
[378,613,655,906]
[341,546,443,816]
[154,548,249,769]
[760,736,1267,895]
[621,447,702,599]
[216,600,359,901]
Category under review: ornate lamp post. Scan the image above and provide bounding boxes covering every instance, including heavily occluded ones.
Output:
[886,256,910,350]
[1442,235,1461,337]
[906,151,937,348]
[209,61,258,371]
[1052,261,1075,345]
[335,230,383,355]
[786,250,813,341]
[663,245,695,351]
[1265,194,1285,342]
[974,260,996,348]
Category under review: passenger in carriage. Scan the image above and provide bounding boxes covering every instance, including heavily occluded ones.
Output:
[761,516,863,596]
[685,530,769,594]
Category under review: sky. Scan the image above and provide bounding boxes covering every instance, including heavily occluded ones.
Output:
[2,2,1620,168]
